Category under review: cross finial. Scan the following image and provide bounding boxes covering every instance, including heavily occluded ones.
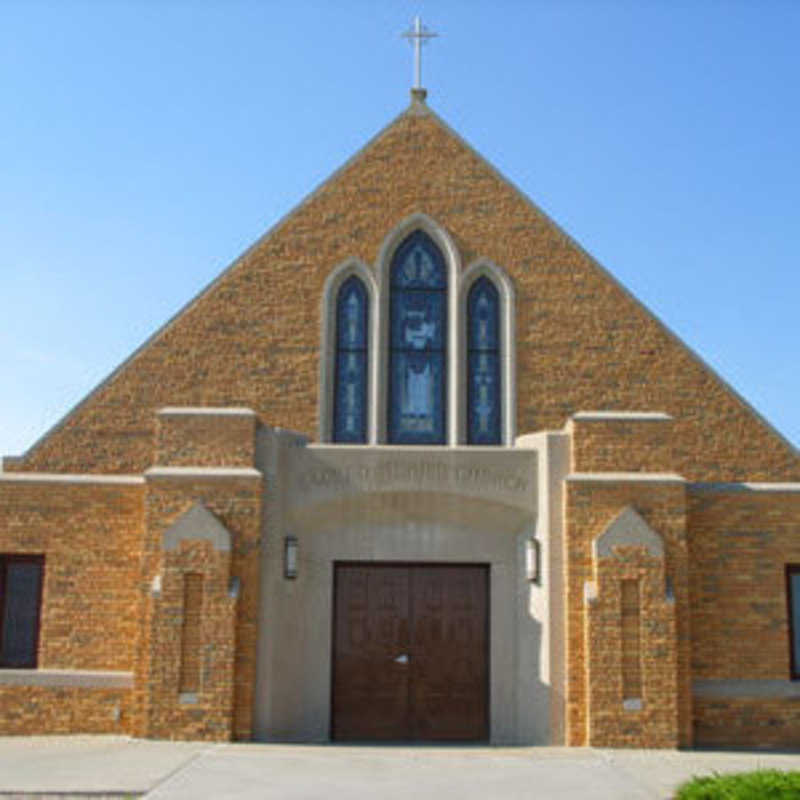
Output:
[402,16,438,95]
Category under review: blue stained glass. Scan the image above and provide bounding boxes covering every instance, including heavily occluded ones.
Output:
[390,291,446,351]
[467,278,501,445]
[468,352,501,445]
[337,278,368,349]
[389,231,447,444]
[333,276,368,443]
[389,352,446,444]
[390,231,447,289]
[468,278,499,350]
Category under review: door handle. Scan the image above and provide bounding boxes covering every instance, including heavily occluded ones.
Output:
[393,653,409,664]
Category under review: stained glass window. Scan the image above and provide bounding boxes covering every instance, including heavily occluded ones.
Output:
[467,277,501,444]
[333,276,368,443]
[388,231,447,444]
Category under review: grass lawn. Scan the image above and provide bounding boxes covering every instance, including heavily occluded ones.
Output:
[675,769,800,799]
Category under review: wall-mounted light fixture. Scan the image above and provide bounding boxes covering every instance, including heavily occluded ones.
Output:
[284,535,298,580]
[526,537,541,584]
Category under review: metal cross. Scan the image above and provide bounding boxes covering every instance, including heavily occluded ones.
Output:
[402,16,438,90]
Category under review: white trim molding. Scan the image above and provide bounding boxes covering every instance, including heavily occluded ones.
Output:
[567,472,686,484]
[459,258,516,445]
[572,411,672,423]
[690,481,800,494]
[693,679,800,699]
[0,472,144,486]
[0,669,133,689]
[318,257,377,444]
[144,466,262,480]
[158,407,256,417]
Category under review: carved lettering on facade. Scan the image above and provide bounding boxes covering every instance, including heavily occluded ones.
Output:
[293,460,529,495]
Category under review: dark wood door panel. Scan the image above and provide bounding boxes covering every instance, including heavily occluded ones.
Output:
[410,566,488,740]
[332,563,488,742]
[332,565,410,740]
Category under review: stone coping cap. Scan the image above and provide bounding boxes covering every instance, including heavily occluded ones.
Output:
[0,669,133,688]
[567,472,685,484]
[145,466,262,480]
[571,411,673,422]
[693,679,800,699]
[691,481,800,494]
[158,406,257,416]
[0,472,144,485]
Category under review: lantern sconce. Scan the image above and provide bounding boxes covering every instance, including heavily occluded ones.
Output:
[284,534,298,580]
[526,537,541,585]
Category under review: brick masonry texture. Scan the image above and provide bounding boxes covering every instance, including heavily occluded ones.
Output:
[585,548,679,748]
[1,100,799,749]
[688,488,800,746]
[138,472,262,741]
[565,478,691,747]
[7,103,799,482]
[570,417,675,474]
[0,481,143,672]
[693,697,800,748]
[0,686,131,735]
[156,411,257,468]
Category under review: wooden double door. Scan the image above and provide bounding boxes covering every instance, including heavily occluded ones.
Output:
[332,563,489,741]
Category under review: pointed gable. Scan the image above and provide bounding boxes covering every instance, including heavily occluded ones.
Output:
[594,506,664,559]
[162,502,231,553]
[7,97,799,481]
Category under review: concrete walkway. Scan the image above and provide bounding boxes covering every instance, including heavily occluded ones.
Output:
[0,737,799,799]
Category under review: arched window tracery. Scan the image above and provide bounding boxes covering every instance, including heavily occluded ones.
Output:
[388,231,447,445]
[333,275,369,443]
[467,276,501,445]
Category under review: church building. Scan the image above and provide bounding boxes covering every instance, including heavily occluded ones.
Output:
[1,76,799,748]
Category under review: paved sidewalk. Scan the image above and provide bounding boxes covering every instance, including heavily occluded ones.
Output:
[0,737,799,799]
[0,736,206,797]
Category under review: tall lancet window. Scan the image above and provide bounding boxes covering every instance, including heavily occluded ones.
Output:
[388,231,447,444]
[467,277,501,445]
[333,276,368,443]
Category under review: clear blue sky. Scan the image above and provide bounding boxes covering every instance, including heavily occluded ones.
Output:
[1,0,798,458]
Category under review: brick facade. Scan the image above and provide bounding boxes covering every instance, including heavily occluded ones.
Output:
[6,103,797,483]
[1,96,798,747]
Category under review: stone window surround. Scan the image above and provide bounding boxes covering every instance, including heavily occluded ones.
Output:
[319,213,516,446]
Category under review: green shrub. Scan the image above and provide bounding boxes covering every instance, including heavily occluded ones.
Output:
[675,769,800,800]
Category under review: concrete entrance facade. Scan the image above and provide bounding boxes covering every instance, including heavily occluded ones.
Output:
[252,430,568,745]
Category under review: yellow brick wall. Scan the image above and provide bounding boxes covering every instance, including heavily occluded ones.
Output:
[155,411,256,467]
[688,487,800,746]
[570,416,674,474]
[694,698,800,748]
[179,572,204,693]
[0,686,131,735]
[138,474,262,741]
[688,488,800,680]
[138,538,236,741]
[565,479,691,747]
[585,548,679,748]
[0,480,143,672]
[9,106,799,482]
